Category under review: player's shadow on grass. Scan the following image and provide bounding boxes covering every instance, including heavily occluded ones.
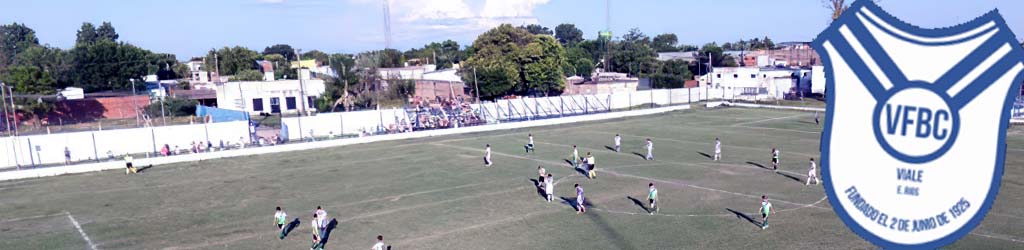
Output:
[559,196,591,211]
[697,151,712,159]
[529,178,546,198]
[135,165,154,173]
[746,161,771,170]
[776,171,802,183]
[627,196,648,213]
[281,218,300,238]
[631,152,647,160]
[320,219,339,246]
[604,145,616,152]
[725,208,762,228]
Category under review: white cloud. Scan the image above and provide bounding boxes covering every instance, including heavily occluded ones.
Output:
[351,0,552,42]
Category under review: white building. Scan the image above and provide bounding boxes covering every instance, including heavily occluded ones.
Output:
[215,73,326,115]
[697,67,814,100]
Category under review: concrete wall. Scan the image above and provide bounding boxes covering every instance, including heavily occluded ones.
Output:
[280,108,409,140]
[0,121,248,168]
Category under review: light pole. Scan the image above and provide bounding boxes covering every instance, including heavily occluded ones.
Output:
[130,78,139,126]
[160,85,167,126]
[0,82,9,136]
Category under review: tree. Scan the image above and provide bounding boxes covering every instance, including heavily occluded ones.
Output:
[205,46,260,76]
[693,42,737,75]
[825,0,849,22]
[520,35,567,96]
[649,59,692,89]
[461,24,533,99]
[522,24,552,36]
[0,23,39,71]
[75,22,98,45]
[678,44,698,52]
[301,50,329,65]
[721,42,734,51]
[232,69,264,81]
[263,44,296,61]
[68,40,151,91]
[564,46,594,79]
[554,24,584,45]
[403,40,464,69]
[2,65,56,94]
[96,22,118,42]
[15,46,69,86]
[610,28,657,76]
[652,33,679,52]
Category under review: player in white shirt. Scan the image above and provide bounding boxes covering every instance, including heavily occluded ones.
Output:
[525,134,535,153]
[614,134,622,152]
[315,206,327,238]
[537,166,547,188]
[484,144,492,166]
[645,138,654,160]
[311,214,324,250]
[806,158,820,185]
[571,145,580,168]
[544,173,554,202]
[371,235,385,250]
[713,138,721,161]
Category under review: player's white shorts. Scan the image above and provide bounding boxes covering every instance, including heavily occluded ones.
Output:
[808,170,817,178]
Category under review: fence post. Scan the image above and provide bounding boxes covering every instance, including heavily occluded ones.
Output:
[92,132,99,163]
[204,123,211,145]
[650,89,655,108]
[27,138,34,167]
[584,97,589,114]
[151,128,157,154]
[688,88,692,104]
[560,96,564,117]
[607,95,611,112]
[629,93,632,110]
[340,113,344,137]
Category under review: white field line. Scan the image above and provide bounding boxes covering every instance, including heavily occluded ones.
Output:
[65,211,98,250]
[730,113,808,127]
[970,231,1024,244]
[581,131,821,159]
[0,212,67,223]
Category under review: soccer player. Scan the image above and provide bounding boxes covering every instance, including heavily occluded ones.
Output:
[537,166,546,188]
[760,195,774,230]
[575,183,586,214]
[525,134,535,153]
[614,134,622,152]
[371,235,386,250]
[124,154,137,175]
[545,174,554,202]
[806,158,820,185]
[586,152,596,179]
[274,206,287,239]
[713,138,722,161]
[645,138,654,160]
[771,147,780,172]
[484,144,492,166]
[814,111,820,125]
[311,214,324,250]
[64,147,71,165]
[571,145,580,168]
[315,206,327,238]
[648,183,659,214]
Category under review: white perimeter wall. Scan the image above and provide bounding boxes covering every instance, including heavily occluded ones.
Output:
[0,121,249,168]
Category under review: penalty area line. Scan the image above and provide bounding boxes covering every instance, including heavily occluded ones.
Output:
[65,211,98,250]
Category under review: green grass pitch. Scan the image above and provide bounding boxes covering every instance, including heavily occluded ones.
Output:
[0,107,1021,249]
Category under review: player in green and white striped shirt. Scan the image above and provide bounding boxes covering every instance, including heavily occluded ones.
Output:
[647,183,659,214]
[760,195,774,230]
[274,206,287,239]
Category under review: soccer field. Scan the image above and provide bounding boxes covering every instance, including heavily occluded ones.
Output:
[1,107,1022,250]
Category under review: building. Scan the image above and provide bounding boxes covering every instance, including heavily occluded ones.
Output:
[215,71,326,115]
[562,70,640,95]
[698,67,814,100]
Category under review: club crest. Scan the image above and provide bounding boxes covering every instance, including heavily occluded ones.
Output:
[811,1,1024,248]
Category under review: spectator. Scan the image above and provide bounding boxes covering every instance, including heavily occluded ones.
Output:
[64,147,71,165]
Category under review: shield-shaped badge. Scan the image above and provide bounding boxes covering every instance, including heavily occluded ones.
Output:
[812,1,1024,248]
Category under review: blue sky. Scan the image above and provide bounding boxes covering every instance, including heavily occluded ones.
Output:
[2,0,1022,59]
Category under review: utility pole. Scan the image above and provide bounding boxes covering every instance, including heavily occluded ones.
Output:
[7,86,18,137]
[130,78,140,126]
[0,82,10,136]
[214,52,221,83]
[473,67,480,103]
[160,85,167,126]
[296,49,308,115]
